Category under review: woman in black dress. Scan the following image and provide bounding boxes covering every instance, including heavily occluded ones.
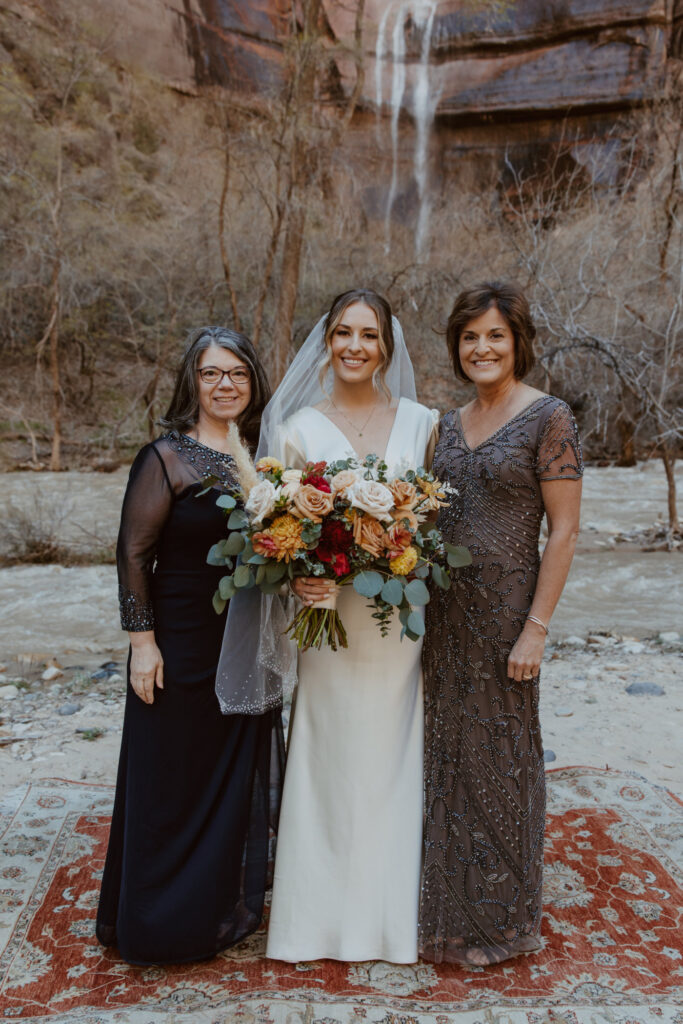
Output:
[96,326,283,965]
[419,282,582,967]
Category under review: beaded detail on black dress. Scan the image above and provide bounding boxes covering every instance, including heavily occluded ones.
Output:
[419,395,582,966]
[117,434,234,631]
[98,432,283,965]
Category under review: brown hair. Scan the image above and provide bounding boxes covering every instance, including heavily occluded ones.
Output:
[159,326,271,452]
[446,281,537,382]
[319,288,395,395]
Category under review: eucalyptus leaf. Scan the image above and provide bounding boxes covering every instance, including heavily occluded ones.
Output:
[406,610,426,636]
[260,579,285,595]
[255,564,267,585]
[216,494,237,509]
[206,543,228,567]
[234,563,253,588]
[398,606,412,626]
[227,508,249,530]
[446,545,473,568]
[353,570,385,598]
[380,578,404,606]
[219,576,237,600]
[196,476,218,498]
[247,553,269,564]
[212,591,227,615]
[224,531,246,556]
[404,578,430,606]
[265,562,286,583]
[432,563,451,590]
[413,563,430,579]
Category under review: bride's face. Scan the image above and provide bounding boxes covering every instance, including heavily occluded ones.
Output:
[329,302,382,386]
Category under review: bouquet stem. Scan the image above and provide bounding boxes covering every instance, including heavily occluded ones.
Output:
[286,606,349,652]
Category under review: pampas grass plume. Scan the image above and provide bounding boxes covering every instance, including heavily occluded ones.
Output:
[225,421,260,497]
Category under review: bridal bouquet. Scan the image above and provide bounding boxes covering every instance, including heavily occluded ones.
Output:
[207,424,471,651]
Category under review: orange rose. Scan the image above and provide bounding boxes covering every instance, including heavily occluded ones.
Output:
[352,513,386,558]
[385,521,412,559]
[389,479,419,510]
[391,508,419,532]
[252,531,280,558]
[292,484,335,523]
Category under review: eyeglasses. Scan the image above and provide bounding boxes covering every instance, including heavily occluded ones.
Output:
[198,366,251,386]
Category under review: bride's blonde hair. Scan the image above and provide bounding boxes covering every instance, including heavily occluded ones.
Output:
[318,288,395,399]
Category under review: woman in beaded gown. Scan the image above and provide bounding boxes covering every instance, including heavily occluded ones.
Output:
[96,327,283,965]
[419,282,583,967]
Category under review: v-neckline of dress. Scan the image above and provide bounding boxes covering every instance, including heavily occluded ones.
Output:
[310,397,405,463]
[456,396,548,453]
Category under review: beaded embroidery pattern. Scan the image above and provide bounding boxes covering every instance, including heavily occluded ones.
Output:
[419,395,583,966]
[118,434,235,632]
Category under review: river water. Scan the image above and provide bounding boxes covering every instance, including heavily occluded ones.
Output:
[0,461,680,658]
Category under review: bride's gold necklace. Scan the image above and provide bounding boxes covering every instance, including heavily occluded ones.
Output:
[327,396,378,438]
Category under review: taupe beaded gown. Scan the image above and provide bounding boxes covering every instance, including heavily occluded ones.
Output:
[419,395,582,966]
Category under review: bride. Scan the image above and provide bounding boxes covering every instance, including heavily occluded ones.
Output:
[218,288,437,963]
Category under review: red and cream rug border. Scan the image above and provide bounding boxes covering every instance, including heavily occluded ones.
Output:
[0,768,681,1024]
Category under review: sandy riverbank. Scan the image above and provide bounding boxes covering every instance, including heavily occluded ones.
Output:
[0,461,681,802]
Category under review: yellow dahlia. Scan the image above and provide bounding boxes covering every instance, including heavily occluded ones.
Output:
[255,456,284,473]
[268,513,305,561]
[389,545,418,576]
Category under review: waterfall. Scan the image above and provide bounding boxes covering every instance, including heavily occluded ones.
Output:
[384,3,408,251]
[374,4,393,124]
[413,3,437,260]
[375,1,438,261]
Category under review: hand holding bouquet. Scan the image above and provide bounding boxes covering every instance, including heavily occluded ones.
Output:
[207,424,471,651]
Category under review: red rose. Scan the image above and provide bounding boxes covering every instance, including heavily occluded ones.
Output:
[332,552,350,577]
[305,474,331,493]
[315,519,352,565]
[320,518,352,551]
[316,545,333,564]
[302,461,330,490]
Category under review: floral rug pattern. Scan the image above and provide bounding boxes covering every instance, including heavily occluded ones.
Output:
[0,768,681,1023]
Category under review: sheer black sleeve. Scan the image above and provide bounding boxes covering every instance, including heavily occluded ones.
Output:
[117,444,173,631]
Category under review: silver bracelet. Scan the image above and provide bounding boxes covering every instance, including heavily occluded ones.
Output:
[527,614,549,635]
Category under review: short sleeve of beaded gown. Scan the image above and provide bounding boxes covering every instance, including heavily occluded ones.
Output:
[419,395,582,967]
[535,401,583,481]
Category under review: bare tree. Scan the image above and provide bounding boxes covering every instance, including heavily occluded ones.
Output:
[498,106,682,540]
[0,4,110,469]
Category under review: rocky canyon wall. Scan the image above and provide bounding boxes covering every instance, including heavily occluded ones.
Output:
[115,1,677,114]
[104,0,682,243]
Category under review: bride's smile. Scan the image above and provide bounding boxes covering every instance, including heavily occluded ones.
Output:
[329,301,382,386]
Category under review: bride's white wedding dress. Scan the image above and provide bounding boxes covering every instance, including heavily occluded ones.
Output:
[266,397,438,964]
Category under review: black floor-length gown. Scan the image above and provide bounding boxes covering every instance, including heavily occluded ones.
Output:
[419,396,582,965]
[96,433,283,965]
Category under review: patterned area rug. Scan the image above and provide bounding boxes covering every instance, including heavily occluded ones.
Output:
[0,768,681,1024]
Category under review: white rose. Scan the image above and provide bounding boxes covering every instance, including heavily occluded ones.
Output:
[347,478,395,522]
[281,469,303,484]
[244,479,278,524]
[330,468,361,494]
[279,469,303,502]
